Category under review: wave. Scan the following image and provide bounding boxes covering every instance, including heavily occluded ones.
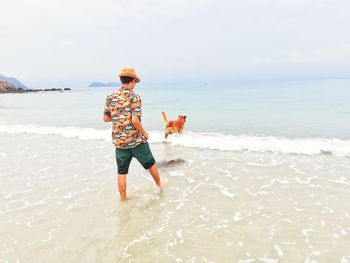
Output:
[0,124,110,141]
[160,132,350,157]
[1,123,349,157]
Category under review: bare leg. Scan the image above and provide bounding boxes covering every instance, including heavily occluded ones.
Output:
[118,174,127,200]
[149,165,161,187]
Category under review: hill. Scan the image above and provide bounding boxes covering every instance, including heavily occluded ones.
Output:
[0,79,18,93]
[0,74,28,89]
[88,82,119,87]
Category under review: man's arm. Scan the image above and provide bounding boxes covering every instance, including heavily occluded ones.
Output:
[130,94,148,139]
[103,106,112,122]
[132,116,149,140]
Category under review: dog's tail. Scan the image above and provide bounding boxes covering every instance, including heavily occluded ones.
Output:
[161,111,168,125]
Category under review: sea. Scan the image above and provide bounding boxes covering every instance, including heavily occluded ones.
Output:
[0,78,350,263]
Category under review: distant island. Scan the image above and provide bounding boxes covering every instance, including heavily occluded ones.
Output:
[0,74,71,94]
[88,82,119,87]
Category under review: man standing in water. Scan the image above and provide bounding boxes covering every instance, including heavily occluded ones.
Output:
[103,68,161,200]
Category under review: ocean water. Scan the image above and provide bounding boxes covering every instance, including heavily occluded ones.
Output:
[0,79,350,262]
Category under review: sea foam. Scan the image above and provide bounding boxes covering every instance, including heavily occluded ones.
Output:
[1,123,349,157]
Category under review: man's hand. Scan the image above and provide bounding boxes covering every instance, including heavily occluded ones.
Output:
[143,131,149,140]
[103,106,112,122]
[132,116,148,140]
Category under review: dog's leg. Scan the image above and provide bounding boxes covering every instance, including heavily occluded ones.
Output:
[165,128,171,139]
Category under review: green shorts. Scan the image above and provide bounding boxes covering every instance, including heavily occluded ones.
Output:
[115,142,156,174]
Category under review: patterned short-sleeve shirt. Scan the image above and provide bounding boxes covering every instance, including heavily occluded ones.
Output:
[105,87,145,149]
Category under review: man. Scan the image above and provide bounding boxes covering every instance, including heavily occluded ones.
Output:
[103,68,161,200]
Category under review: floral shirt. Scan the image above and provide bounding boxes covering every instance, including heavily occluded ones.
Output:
[105,87,145,149]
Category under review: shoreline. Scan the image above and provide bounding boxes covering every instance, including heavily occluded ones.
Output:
[0,124,350,157]
[0,88,72,94]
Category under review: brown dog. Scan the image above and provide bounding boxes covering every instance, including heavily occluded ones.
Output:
[162,111,187,139]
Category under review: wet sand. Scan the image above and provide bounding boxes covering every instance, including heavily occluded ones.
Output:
[1,133,350,262]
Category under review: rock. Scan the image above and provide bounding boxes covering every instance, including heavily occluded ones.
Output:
[0,74,71,94]
[43,88,63,91]
[0,74,28,89]
[0,79,18,93]
[0,82,70,94]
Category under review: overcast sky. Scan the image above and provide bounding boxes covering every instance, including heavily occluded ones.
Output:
[1,0,350,88]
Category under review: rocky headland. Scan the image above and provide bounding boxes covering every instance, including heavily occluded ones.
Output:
[0,74,71,94]
[0,79,18,93]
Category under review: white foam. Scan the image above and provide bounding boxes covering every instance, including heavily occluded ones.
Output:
[158,131,350,157]
[328,179,350,186]
[341,256,350,263]
[233,212,243,221]
[0,123,110,141]
[168,171,185,177]
[238,259,255,263]
[259,257,278,263]
[274,244,284,257]
[1,123,350,157]
[221,189,237,198]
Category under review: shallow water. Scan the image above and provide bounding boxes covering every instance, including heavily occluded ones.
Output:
[1,79,350,262]
[1,78,350,139]
[1,133,349,262]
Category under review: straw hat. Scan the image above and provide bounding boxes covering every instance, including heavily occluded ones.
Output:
[119,68,140,83]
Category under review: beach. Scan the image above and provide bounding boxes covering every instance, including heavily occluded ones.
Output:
[1,79,350,262]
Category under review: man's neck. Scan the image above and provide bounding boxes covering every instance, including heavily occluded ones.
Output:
[121,85,133,90]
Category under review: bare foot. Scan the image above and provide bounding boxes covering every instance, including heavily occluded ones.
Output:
[159,178,168,188]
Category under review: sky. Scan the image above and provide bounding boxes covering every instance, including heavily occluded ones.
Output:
[0,0,350,88]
